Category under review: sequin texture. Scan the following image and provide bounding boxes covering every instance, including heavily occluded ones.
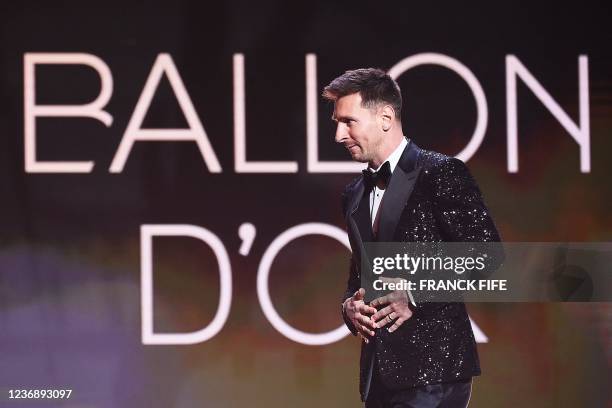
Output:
[340,143,502,400]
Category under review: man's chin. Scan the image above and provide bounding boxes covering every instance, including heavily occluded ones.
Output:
[350,153,367,163]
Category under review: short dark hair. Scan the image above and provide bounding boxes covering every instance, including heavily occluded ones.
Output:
[322,68,402,121]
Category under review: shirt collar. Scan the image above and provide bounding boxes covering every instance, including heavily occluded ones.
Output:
[369,137,408,173]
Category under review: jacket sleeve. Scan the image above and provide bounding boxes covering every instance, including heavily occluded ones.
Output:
[431,157,504,276]
[431,157,501,243]
[408,157,504,314]
[341,256,359,336]
[340,185,359,336]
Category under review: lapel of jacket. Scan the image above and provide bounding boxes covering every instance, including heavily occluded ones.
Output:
[376,140,422,242]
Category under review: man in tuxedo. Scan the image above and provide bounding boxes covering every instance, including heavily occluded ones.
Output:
[323,68,501,407]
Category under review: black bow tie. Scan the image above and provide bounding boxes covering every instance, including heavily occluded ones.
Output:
[363,161,391,190]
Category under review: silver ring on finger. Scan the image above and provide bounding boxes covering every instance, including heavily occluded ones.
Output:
[387,315,393,323]
[389,312,396,321]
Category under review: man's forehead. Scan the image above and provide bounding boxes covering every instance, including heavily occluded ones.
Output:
[333,93,378,118]
[334,93,363,114]
[336,92,363,107]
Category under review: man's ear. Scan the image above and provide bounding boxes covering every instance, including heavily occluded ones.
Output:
[380,105,395,132]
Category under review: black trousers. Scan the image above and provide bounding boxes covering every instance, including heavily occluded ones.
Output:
[365,371,472,408]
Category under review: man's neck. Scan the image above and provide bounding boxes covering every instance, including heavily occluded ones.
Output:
[369,134,405,169]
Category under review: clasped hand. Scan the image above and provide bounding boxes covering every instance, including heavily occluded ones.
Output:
[344,278,413,343]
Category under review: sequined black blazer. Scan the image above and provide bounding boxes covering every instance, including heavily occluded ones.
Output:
[340,140,501,401]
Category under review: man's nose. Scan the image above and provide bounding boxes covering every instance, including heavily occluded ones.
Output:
[335,123,347,144]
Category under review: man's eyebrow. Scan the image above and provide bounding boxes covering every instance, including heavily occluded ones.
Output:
[332,114,356,122]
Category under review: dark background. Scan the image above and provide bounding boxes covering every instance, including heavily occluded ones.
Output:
[0,1,610,406]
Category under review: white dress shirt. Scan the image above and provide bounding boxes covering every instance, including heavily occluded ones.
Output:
[367,137,408,227]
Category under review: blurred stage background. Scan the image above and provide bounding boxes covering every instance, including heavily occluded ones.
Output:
[0,1,611,407]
